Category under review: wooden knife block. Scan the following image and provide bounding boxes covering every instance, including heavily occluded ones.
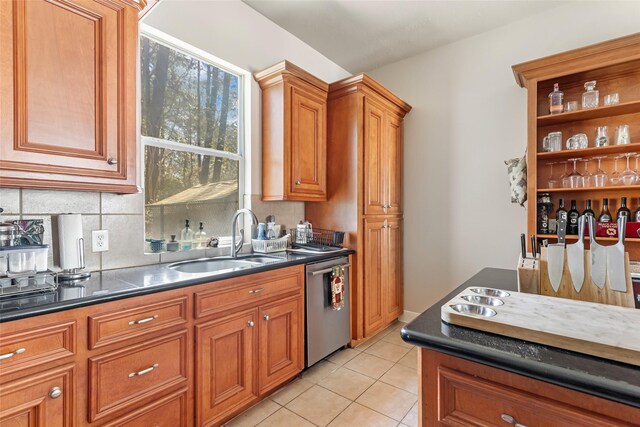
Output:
[538,247,635,308]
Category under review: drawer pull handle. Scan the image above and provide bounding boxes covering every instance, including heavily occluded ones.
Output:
[247,320,255,327]
[49,387,62,399]
[263,315,270,321]
[128,315,159,325]
[0,348,26,361]
[295,180,301,185]
[501,414,527,427]
[248,288,264,294]
[128,363,159,378]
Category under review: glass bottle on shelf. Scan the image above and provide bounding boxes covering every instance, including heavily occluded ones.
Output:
[556,198,567,221]
[180,219,194,251]
[583,199,595,218]
[194,222,207,249]
[634,198,640,222]
[567,200,580,235]
[617,197,631,219]
[548,83,564,115]
[598,198,612,222]
[582,80,599,109]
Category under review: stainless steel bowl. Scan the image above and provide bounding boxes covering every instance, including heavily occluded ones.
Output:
[0,222,20,247]
[461,295,504,306]
[469,288,510,298]
[450,304,497,317]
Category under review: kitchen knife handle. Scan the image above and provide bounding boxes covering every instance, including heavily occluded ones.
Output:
[557,217,567,244]
[618,215,627,245]
[520,233,527,259]
[531,235,537,256]
[577,215,585,241]
[588,215,596,244]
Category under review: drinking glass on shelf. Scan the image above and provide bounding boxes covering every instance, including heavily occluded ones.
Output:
[615,125,630,145]
[546,162,559,188]
[604,93,619,106]
[595,126,609,147]
[591,156,608,187]
[559,161,570,188]
[567,133,588,150]
[565,101,578,112]
[620,152,638,185]
[579,158,592,187]
[610,155,624,185]
[567,158,582,188]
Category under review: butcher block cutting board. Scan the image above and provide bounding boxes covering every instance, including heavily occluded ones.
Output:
[441,287,640,367]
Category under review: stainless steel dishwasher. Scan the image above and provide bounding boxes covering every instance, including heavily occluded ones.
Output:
[305,256,351,367]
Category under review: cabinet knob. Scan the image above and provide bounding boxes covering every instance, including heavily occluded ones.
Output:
[295,180,301,185]
[49,387,62,399]
[501,413,527,427]
[247,320,255,327]
[263,315,270,321]
[107,158,118,165]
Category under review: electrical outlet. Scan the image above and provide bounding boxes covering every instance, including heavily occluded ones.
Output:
[92,230,109,252]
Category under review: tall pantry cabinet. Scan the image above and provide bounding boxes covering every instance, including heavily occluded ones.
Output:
[306,74,411,340]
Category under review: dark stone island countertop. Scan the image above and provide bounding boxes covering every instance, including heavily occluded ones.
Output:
[401,267,640,409]
[0,249,353,323]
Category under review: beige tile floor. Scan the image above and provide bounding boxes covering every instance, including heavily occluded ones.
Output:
[225,321,418,427]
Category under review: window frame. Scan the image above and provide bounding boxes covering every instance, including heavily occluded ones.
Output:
[139,24,251,239]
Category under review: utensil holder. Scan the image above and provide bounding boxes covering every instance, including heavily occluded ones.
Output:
[517,254,539,295]
[539,247,635,308]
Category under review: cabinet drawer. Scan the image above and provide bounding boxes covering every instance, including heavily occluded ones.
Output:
[88,329,188,422]
[88,296,187,349]
[0,320,76,375]
[195,267,303,319]
[102,388,188,427]
[438,367,631,427]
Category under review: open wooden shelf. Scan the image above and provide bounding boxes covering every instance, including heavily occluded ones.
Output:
[537,100,640,126]
[538,185,640,193]
[537,142,640,161]
[536,233,640,243]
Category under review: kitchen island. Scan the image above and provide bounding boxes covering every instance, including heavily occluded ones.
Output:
[401,268,640,426]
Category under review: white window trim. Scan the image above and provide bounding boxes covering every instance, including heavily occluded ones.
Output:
[139,24,253,241]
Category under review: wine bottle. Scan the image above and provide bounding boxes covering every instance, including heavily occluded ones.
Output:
[556,198,567,221]
[567,200,580,235]
[617,197,631,219]
[634,197,640,222]
[583,199,595,218]
[598,198,612,222]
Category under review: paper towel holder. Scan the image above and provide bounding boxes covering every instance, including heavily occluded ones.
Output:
[58,237,91,282]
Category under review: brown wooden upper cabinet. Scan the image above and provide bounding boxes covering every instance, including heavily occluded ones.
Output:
[255,61,328,201]
[0,0,142,193]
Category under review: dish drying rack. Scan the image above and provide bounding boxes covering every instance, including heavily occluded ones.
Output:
[0,270,58,299]
[290,228,345,252]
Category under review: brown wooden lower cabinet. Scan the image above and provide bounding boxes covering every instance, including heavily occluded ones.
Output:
[420,349,640,426]
[0,265,305,427]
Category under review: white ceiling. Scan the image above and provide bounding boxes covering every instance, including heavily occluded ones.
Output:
[243,0,565,72]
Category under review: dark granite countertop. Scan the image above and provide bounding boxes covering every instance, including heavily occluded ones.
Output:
[401,267,640,409]
[0,249,353,323]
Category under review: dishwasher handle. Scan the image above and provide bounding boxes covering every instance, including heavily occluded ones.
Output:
[310,263,351,276]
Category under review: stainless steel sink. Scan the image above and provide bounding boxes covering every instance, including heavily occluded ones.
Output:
[168,258,257,274]
[236,255,285,264]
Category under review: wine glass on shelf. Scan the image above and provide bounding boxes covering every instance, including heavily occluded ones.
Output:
[546,162,559,188]
[579,158,593,188]
[634,154,640,184]
[609,155,623,185]
[620,152,638,185]
[559,161,570,188]
[567,158,582,188]
[591,156,608,187]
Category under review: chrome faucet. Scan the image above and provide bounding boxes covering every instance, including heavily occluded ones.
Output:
[230,208,258,258]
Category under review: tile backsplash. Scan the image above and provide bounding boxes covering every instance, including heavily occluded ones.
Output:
[0,187,304,272]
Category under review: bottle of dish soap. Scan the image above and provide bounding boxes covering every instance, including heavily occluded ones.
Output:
[180,220,194,251]
[194,222,207,249]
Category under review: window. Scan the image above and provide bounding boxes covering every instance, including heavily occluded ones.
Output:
[140,27,246,244]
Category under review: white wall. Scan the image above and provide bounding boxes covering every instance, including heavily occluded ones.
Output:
[368,2,640,314]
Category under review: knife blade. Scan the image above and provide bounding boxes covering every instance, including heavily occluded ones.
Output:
[567,215,586,292]
[607,215,628,292]
[547,217,566,292]
[588,215,606,289]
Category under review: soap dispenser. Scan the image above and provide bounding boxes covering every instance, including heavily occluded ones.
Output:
[180,220,193,251]
[194,222,207,249]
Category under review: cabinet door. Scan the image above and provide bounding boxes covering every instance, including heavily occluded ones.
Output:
[0,364,74,426]
[289,85,327,200]
[364,99,387,215]
[196,310,258,427]
[363,218,386,336]
[384,218,403,322]
[259,297,303,394]
[385,114,403,215]
[0,0,138,193]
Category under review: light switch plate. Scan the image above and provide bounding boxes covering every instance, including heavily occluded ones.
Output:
[92,230,109,252]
